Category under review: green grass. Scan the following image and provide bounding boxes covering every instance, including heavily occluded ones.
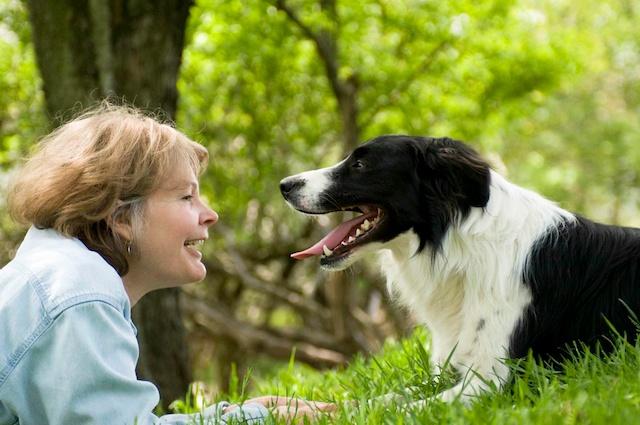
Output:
[177,328,640,424]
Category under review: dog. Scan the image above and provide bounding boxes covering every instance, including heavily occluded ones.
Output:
[280,135,640,402]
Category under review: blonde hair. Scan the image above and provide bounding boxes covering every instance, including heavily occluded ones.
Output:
[8,103,208,276]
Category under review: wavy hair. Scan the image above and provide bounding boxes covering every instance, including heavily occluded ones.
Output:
[8,103,208,275]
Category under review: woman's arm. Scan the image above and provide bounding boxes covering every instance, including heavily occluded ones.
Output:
[6,301,267,424]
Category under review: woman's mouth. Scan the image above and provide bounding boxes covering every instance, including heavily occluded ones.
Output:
[184,239,205,257]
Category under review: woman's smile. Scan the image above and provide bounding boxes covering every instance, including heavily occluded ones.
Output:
[184,238,206,258]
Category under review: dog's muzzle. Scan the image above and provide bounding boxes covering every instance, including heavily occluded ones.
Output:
[279,176,305,199]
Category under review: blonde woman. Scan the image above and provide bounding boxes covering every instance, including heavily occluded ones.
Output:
[0,105,333,424]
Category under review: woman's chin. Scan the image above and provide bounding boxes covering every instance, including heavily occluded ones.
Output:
[185,261,207,283]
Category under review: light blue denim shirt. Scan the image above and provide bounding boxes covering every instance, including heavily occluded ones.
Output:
[0,227,268,425]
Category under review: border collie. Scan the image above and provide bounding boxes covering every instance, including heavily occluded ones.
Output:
[280,135,640,402]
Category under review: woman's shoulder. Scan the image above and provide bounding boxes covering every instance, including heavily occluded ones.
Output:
[0,229,135,394]
[3,227,129,317]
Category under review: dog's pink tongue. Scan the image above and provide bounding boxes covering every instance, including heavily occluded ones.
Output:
[291,214,367,260]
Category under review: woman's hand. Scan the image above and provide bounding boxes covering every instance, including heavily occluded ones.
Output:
[224,395,337,422]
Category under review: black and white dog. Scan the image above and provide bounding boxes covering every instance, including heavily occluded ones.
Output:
[280,135,640,402]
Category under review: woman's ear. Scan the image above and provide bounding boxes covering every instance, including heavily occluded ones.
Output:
[110,220,133,241]
[107,204,134,241]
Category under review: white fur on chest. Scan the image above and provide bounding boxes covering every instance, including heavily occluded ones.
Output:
[378,171,574,382]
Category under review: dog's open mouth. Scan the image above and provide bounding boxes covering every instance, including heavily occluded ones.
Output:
[291,205,385,261]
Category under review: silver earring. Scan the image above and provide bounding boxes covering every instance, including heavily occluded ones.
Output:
[126,241,132,255]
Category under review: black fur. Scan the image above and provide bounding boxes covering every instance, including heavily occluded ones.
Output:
[512,216,640,361]
[322,135,491,253]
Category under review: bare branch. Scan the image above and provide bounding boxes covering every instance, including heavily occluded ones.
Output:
[267,322,347,353]
[182,294,347,367]
[213,223,331,321]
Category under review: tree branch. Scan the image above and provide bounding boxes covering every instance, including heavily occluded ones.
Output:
[213,223,331,321]
[359,40,450,130]
[182,294,347,368]
[273,0,342,99]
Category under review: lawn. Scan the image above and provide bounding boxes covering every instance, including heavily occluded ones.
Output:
[179,328,640,424]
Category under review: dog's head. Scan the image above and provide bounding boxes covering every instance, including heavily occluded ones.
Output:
[280,135,491,270]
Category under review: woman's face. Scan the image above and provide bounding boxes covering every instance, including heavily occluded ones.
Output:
[124,166,218,294]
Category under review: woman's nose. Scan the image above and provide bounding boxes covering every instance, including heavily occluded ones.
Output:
[201,205,219,226]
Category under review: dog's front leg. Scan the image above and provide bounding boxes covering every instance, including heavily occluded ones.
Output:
[436,374,490,403]
[437,356,510,403]
[373,373,496,411]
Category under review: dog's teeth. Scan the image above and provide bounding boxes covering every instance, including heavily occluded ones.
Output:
[348,236,355,243]
[356,228,362,237]
[362,219,371,230]
[341,241,349,246]
[323,245,333,256]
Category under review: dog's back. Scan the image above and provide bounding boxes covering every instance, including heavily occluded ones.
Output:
[512,216,640,360]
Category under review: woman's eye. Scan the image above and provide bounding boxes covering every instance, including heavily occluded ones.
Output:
[182,195,194,201]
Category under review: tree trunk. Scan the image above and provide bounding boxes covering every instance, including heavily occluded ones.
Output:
[26,0,102,122]
[26,0,195,408]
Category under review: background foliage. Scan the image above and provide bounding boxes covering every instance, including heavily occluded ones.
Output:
[1,0,640,411]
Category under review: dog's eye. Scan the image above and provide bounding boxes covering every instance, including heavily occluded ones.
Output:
[352,160,365,169]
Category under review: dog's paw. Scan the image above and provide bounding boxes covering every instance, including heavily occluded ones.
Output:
[436,382,484,404]
[437,385,464,403]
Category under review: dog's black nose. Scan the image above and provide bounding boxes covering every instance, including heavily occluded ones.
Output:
[280,177,304,196]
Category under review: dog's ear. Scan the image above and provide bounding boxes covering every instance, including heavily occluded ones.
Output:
[416,138,491,209]
[439,144,490,208]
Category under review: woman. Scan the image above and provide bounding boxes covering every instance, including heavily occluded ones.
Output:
[0,105,333,424]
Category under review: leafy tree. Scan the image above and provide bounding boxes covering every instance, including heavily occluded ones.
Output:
[500,0,640,224]
[0,0,45,168]
[176,0,585,389]
[0,0,46,267]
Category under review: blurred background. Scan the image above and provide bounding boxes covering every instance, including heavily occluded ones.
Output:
[1,0,639,409]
